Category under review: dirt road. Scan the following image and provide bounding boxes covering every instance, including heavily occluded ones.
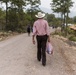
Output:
[0,33,76,75]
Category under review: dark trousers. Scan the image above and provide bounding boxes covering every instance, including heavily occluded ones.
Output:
[36,35,48,64]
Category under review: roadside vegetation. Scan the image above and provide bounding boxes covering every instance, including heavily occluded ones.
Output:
[50,0,76,42]
[52,27,76,42]
[0,0,76,42]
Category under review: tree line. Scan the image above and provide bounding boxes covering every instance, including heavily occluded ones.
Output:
[0,0,76,34]
[0,0,40,32]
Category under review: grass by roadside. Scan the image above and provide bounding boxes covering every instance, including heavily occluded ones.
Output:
[50,28,76,47]
[51,31,76,42]
[0,31,20,41]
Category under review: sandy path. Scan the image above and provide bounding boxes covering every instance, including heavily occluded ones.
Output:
[0,33,76,75]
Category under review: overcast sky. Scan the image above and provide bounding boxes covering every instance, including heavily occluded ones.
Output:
[40,0,51,9]
[40,0,76,9]
[40,0,76,17]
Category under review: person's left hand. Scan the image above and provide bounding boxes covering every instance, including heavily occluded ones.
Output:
[48,36,51,42]
[33,39,35,44]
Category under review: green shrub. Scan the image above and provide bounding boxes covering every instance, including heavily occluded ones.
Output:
[16,28,25,33]
[67,28,74,34]
[69,36,76,41]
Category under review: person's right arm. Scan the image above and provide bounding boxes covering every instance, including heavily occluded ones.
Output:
[32,22,36,44]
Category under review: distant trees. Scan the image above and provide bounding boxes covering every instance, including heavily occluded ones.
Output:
[7,0,26,31]
[46,13,62,28]
[0,0,10,30]
[73,16,76,23]
[51,0,73,23]
[0,0,75,34]
[26,0,41,25]
[0,8,5,30]
[51,0,73,36]
[0,8,5,21]
[0,0,41,32]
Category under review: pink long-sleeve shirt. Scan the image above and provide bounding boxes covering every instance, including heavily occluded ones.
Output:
[33,19,50,36]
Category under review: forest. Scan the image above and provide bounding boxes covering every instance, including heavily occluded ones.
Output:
[0,0,76,39]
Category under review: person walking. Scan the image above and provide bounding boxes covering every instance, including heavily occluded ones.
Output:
[27,25,31,36]
[32,12,50,66]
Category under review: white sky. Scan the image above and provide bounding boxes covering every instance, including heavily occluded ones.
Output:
[40,0,51,9]
[40,0,76,17]
[0,0,76,11]
[40,0,76,9]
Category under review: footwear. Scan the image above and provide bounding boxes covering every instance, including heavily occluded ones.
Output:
[38,59,41,61]
[37,57,41,61]
[42,63,46,66]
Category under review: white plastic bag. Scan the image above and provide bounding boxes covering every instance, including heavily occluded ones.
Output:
[46,42,53,54]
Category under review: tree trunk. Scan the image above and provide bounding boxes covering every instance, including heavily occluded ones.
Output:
[61,13,63,32]
[63,12,66,32]
[65,12,68,36]
[6,2,8,30]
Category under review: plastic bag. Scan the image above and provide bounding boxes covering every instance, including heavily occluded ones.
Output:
[46,42,53,54]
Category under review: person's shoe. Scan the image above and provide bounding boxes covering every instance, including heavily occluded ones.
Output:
[38,59,41,61]
[42,63,46,66]
[37,58,41,61]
